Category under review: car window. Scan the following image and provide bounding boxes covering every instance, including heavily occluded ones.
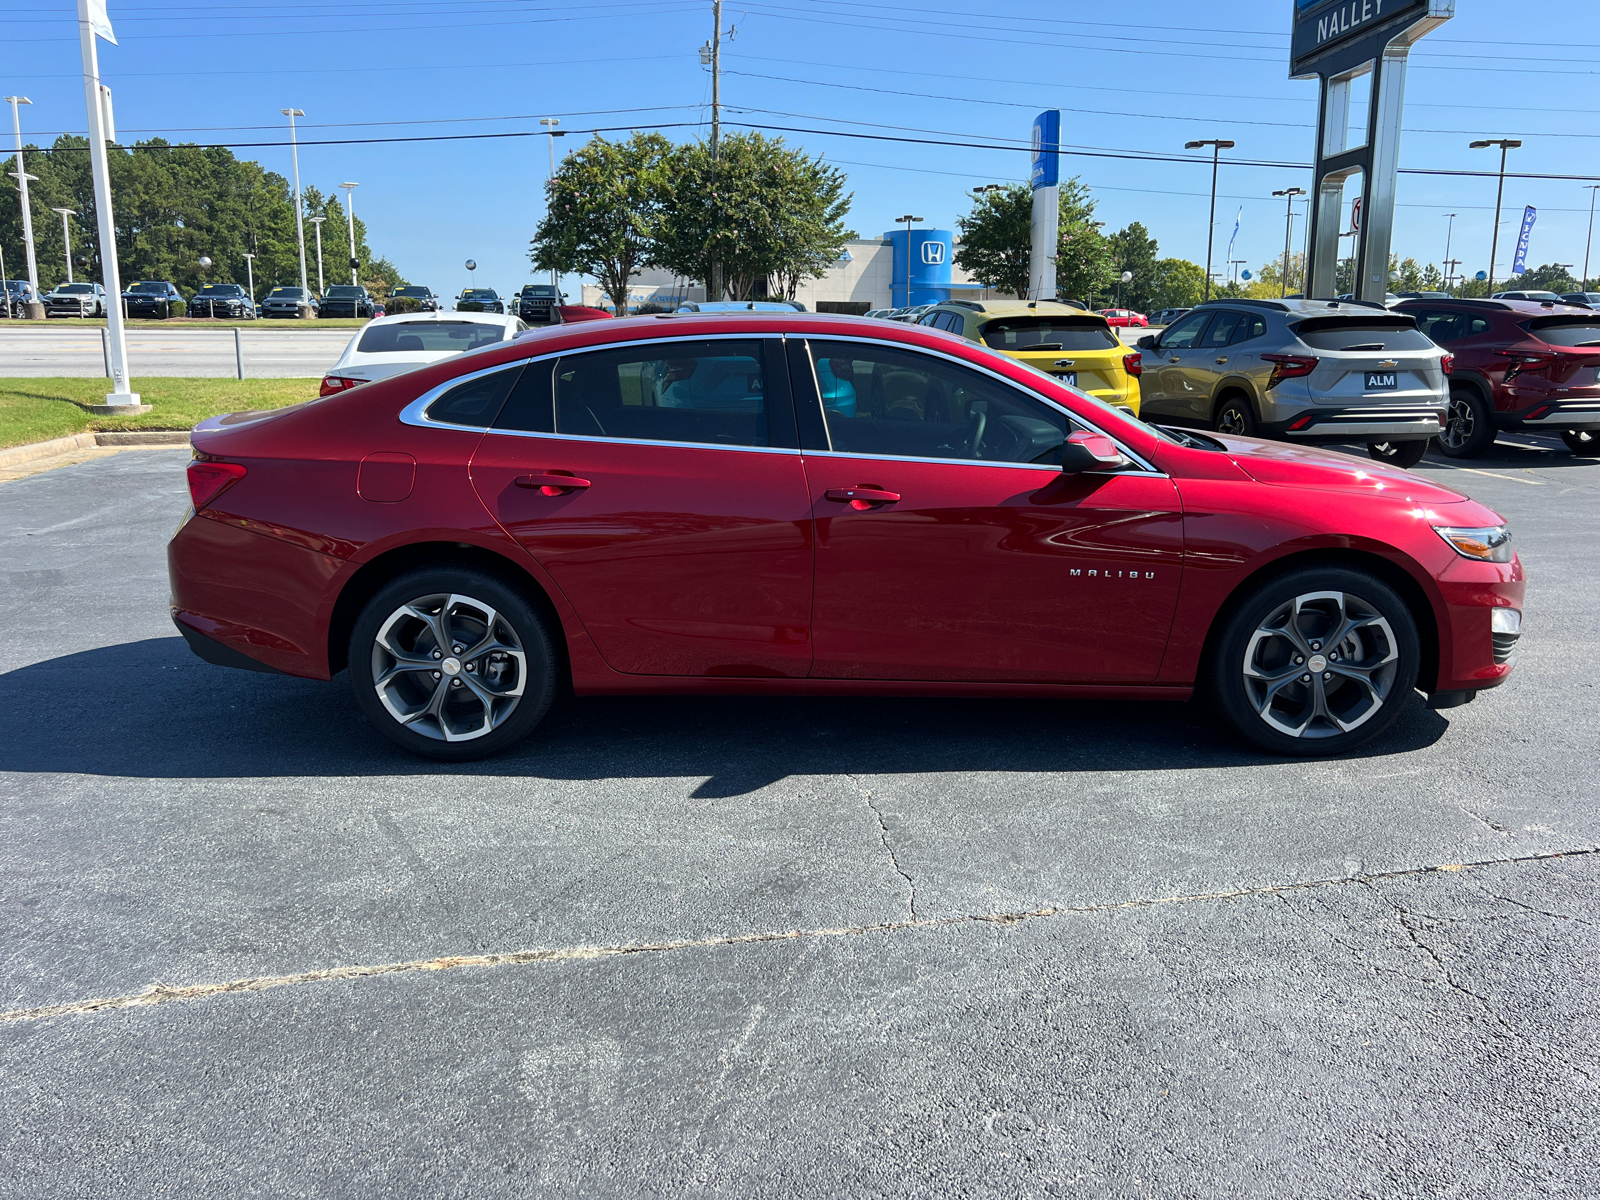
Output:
[807,340,1072,466]
[1411,310,1467,343]
[1468,318,1493,336]
[1525,319,1600,347]
[1232,315,1267,344]
[550,339,769,448]
[1204,311,1244,347]
[327,286,363,297]
[425,364,525,428]
[1294,320,1434,351]
[978,317,1118,351]
[1160,311,1212,349]
[358,320,505,354]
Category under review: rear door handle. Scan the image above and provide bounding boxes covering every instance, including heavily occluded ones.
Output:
[1214,356,1228,364]
[1168,356,1181,363]
[514,472,591,495]
[824,486,900,510]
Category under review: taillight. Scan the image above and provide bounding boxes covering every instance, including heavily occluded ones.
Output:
[1495,350,1554,382]
[1122,351,1142,378]
[1440,353,1454,376]
[1261,353,1320,390]
[187,459,247,511]
[320,374,365,397]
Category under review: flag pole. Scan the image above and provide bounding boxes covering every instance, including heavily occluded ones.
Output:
[78,0,143,413]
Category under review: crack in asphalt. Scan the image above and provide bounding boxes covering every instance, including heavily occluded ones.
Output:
[2,846,1592,1028]
[847,775,918,920]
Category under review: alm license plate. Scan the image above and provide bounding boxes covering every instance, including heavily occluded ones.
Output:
[1052,371,1078,387]
[1365,372,1398,391]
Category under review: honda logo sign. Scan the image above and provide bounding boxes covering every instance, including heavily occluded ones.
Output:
[920,240,945,265]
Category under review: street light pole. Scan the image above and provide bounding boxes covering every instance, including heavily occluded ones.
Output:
[1273,187,1306,297]
[339,182,358,286]
[243,251,256,307]
[1470,138,1521,294]
[1442,212,1457,291]
[282,108,308,292]
[4,97,40,306]
[52,208,77,283]
[1583,186,1600,289]
[1186,138,1235,302]
[307,215,325,293]
[896,214,923,309]
[540,118,564,291]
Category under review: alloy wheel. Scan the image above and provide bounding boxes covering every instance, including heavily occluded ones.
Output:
[370,592,527,742]
[1440,395,1475,451]
[1214,401,1252,435]
[1241,589,1400,739]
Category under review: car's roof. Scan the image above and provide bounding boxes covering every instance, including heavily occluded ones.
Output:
[362,311,512,328]
[938,299,1101,320]
[1394,297,1594,316]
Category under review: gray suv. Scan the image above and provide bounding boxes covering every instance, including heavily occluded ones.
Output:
[1135,298,1450,468]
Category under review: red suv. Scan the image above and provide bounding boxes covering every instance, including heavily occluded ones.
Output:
[168,313,1524,760]
[1395,297,1600,456]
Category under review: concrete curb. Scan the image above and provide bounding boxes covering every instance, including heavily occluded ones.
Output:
[0,429,191,469]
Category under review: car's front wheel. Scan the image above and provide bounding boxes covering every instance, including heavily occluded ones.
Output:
[1366,440,1427,468]
[1210,566,1420,756]
[348,568,559,761]
[1436,388,1494,458]
[1562,429,1600,456]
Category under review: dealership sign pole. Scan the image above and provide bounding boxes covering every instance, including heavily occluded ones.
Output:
[77,0,142,412]
[1029,110,1060,301]
[1293,0,1453,302]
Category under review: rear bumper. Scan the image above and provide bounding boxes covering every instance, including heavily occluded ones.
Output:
[173,613,285,674]
[1270,405,1445,443]
[1505,402,1600,430]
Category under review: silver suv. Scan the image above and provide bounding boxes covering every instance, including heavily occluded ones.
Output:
[1134,298,1450,467]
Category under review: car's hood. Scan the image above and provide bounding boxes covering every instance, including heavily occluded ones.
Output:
[1210,433,1469,505]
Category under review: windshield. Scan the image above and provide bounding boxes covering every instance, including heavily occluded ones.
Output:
[1526,318,1600,347]
[130,282,168,294]
[463,289,498,299]
[1294,319,1432,351]
[980,317,1119,351]
[394,287,430,297]
[520,285,559,297]
[198,285,242,296]
[327,286,363,297]
[357,321,505,355]
[60,284,94,294]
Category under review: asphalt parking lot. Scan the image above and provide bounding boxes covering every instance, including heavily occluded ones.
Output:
[2,439,1597,1197]
[0,325,352,378]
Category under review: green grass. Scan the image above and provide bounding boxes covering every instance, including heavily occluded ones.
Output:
[0,377,319,449]
[4,316,371,329]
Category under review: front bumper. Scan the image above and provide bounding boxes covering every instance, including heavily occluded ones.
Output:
[1431,552,1526,695]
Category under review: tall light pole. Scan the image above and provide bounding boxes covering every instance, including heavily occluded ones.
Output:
[702,0,730,300]
[896,214,923,309]
[52,208,77,283]
[243,251,256,306]
[5,97,40,307]
[1442,212,1458,292]
[339,181,358,286]
[1185,138,1235,301]
[539,118,565,290]
[1469,138,1521,293]
[282,108,308,292]
[1272,187,1306,297]
[307,215,326,292]
[1574,185,1600,289]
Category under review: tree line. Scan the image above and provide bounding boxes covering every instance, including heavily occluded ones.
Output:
[530,131,855,314]
[0,136,403,300]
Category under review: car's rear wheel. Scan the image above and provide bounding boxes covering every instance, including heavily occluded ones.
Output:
[1212,394,1257,436]
[1366,440,1427,468]
[1210,566,1420,756]
[1436,388,1494,458]
[1562,429,1600,456]
[348,568,558,761]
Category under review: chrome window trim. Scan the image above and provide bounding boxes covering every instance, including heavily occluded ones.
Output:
[399,360,534,432]
[473,426,803,457]
[795,332,1161,474]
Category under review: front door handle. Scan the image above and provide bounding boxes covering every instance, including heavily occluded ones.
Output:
[1168,355,1181,363]
[515,472,591,495]
[824,486,900,510]
[1214,356,1228,364]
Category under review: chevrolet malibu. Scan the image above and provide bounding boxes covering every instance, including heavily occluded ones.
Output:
[169,313,1524,761]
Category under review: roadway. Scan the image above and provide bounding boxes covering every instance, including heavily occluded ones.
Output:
[0,324,353,377]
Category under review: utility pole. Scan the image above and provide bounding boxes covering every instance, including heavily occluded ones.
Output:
[282,109,308,292]
[5,97,41,311]
[1470,138,1520,293]
[703,1,729,301]
[1442,212,1457,292]
[340,182,359,286]
[53,208,77,283]
[243,251,256,307]
[1186,139,1235,301]
[896,214,923,309]
[540,118,564,290]
[1273,187,1306,297]
[1580,185,1593,289]
[307,215,326,293]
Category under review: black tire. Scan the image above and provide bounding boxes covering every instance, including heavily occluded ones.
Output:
[1212,393,1257,436]
[1436,387,1494,458]
[1562,429,1600,456]
[348,567,559,761]
[1366,439,1428,469]
[1209,565,1420,756]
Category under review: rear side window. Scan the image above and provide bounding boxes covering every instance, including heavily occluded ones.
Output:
[1411,310,1470,343]
[1233,315,1267,343]
[979,317,1117,351]
[1293,319,1433,351]
[1204,312,1245,346]
[550,339,769,448]
[425,364,524,428]
[1525,319,1600,348]
[359,321,504,354]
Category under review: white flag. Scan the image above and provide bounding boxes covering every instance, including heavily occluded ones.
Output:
[87,0,118,44]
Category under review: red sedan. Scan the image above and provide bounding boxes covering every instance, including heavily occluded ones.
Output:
[1098,308,1149,328]
[170,313,1524,760]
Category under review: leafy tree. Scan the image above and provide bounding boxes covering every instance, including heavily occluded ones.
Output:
[529,131,672,316]
[1517,262,1582,292]
[1106,221,1160,311]
[1146,258,1207,309]
[652,132,854,301]
[1053,179,1115,304]
[954,183,1031,298]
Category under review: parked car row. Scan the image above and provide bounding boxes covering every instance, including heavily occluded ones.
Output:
[6,278,436,320]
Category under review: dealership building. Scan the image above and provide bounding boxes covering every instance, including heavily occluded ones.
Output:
[579,227,1009,314]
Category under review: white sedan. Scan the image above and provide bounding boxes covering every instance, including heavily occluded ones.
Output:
[319,311,527,396]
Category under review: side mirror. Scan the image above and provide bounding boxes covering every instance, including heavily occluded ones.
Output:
[1137,334,1157,350]
[1061,429,1129,474]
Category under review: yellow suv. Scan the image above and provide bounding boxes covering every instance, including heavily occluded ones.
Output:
[914,299,1141,415]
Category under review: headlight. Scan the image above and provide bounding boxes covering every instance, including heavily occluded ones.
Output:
[1433,524,1514,562]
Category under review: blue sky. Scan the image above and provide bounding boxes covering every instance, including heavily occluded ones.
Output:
[7,0,1598,296]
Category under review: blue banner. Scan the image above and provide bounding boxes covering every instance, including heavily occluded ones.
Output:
[1226,207,1242,267]
[1031,111,1060,191]
[1512,205,1537,275]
